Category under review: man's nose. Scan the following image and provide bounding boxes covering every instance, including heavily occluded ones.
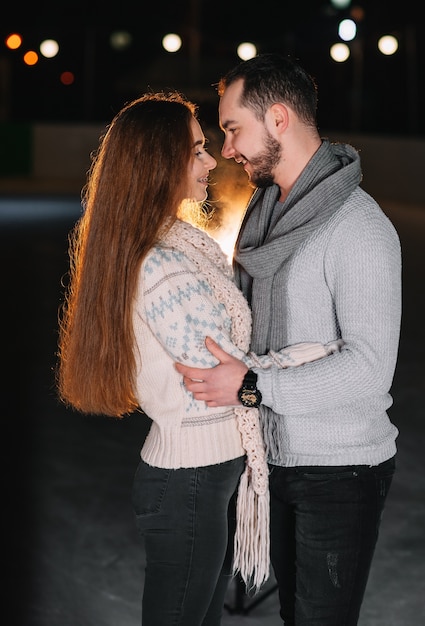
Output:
[221,138,235,159]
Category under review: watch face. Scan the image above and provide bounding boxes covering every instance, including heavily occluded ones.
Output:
[239,388,262,408]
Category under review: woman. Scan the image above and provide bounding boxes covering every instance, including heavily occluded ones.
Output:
[57,91,341,625]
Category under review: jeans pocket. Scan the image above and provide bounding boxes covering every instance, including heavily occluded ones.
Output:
[131,460,171,517]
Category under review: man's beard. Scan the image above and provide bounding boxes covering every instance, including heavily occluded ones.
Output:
[248,130,282,188]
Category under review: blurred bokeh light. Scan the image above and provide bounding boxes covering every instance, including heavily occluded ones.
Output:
[40,39,59,58]
[0,1,422,135]
[162,33,182,53]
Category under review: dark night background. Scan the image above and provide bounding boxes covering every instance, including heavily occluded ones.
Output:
[1,0,423,135]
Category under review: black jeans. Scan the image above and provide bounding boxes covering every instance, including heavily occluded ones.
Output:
[131,456,245,625]
[269,457,396,626]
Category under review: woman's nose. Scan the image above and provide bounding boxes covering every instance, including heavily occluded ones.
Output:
[207,153,217,170]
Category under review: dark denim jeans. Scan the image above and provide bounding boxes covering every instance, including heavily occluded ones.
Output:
[269,456,396,626]
[131,456,245,626]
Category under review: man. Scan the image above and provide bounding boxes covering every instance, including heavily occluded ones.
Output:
[175,53,402,625]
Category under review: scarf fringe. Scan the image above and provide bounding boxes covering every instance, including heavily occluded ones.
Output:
[233,466,270,594]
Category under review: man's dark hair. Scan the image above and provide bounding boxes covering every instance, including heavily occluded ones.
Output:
[218,53,318,127]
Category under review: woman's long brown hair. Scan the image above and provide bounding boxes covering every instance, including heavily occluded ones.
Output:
[57,92,197,417]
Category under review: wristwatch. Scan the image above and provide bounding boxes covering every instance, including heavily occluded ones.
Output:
[237,369,262,408]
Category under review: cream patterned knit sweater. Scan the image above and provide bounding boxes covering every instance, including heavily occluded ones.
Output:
[133,220,248,470]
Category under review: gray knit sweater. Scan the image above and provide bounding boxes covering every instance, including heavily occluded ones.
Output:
[234,139,402,467]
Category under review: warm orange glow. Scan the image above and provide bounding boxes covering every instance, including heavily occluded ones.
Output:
[206,155,252,262]
[60,71,75,85]
[213,229,238,263]
[5,33,22,49]
[208,190,251,262]
[23,50,38,65]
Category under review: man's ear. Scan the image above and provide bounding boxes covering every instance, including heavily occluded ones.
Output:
[269,102,290,134]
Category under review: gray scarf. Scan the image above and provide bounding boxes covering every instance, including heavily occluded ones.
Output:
[234,139,362,354]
